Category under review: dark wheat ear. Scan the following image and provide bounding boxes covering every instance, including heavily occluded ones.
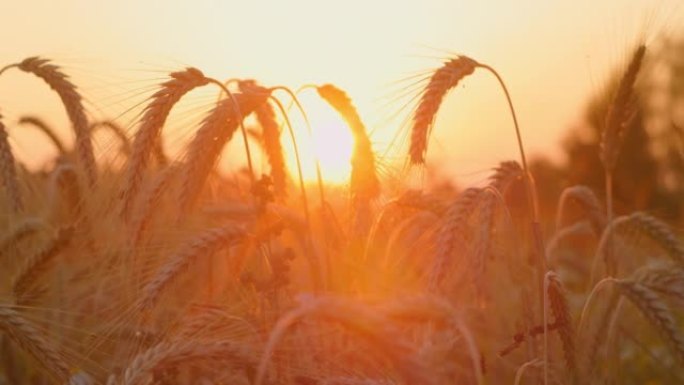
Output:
[16,57,97,186]
[410,56,478,164]
[600,45,646,173]
[120,67,209,219]
[0,115,23,214]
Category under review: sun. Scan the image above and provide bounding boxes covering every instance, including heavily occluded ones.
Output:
[281,93,355,185]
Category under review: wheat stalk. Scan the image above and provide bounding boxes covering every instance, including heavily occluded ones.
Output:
[13,57,97,185]
[120,67,209,219]
[0,115,24,213]
[18,115,67,154]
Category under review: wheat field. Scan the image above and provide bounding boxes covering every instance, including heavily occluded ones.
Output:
[0,39,682,385]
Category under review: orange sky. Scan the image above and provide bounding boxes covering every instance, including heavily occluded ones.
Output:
[1,0,682,185]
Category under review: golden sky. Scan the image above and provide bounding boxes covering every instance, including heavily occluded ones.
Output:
[1,0,682,185]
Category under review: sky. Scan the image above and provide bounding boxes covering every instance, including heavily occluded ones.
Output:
[0,0,682,185]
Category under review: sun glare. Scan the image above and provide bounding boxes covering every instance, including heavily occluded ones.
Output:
[282,92,355,185]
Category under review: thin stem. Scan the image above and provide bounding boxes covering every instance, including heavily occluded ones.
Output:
[206,78,255,185]
[478,64,546,268]
[270,96,322,290]
[271,85,326,206]
[578,277,617,334]
[605,172,615,275]
[269,97,310,227]
[0,63,18,77]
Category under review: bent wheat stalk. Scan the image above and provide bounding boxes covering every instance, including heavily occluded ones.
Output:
[2,57,96,185]
[120,67,209,219]
[18,116,67,154]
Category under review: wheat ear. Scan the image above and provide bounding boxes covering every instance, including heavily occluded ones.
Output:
[429,187,483,290]
[120,67,209,219]
[18,115,67,154]
[617,279,684,362]
[0,305,71,382]
[601,45,646,173]
[121,339,254,385]
[555,185,606,234]
[239,80,287,196]
[255,295,436,385]
[179,93,265,211]
[0,115,23,213]
[137,225,245,310]
[546,272,577,383]
[410,56,477,164]
[12,226,74,303]
[13,57,97,185]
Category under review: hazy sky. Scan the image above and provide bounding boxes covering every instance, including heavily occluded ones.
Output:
[1,0,682,184]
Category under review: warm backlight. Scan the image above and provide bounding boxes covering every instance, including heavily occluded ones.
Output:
[282,92,355,185]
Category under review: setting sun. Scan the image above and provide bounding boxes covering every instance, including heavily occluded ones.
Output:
[282,91,355,185]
